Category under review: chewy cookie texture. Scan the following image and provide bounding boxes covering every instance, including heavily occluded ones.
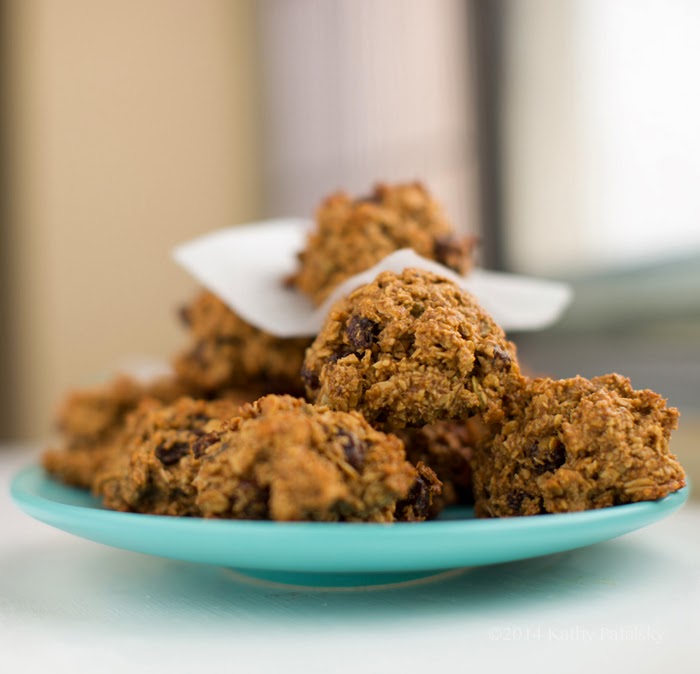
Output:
[195,395,440,522]
[91,394,440,522]
[290,182,476,305]
[42,181,686,520]
[471,374,685,517]
[303,267,684,515]
[303,268,522,431]
[94,397,241,516]
[42,375,188,489]
[42,373,261,492]
[175,290,312,396]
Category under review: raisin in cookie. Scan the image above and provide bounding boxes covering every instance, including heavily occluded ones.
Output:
[42,374,188,489]
[94,397,240,515]
[303,268,522,431]
[290,182,476,305]
[194,395,441,522]
[398,421,474,515]
[174,291,311,395]
[471,374,685,517]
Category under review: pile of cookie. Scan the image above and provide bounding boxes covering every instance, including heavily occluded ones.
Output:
[43,182,685,521]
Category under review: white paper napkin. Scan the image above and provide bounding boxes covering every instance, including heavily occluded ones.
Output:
[173,219,572,338]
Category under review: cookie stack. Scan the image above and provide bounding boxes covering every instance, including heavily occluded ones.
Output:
[43,182,685,521]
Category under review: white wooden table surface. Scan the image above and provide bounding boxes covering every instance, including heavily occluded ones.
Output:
[2,445,698,674]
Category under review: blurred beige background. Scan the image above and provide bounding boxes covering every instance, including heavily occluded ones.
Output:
[3,0,263,439]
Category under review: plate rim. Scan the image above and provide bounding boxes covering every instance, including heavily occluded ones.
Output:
[10,465,690,573]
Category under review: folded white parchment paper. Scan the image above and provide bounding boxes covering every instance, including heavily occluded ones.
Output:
[173,219,572,338]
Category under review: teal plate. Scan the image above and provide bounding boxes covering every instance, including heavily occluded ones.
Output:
[11,466,689,588]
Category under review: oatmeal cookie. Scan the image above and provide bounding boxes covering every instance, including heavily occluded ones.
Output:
[471,374,685,517]
[398,421,474,514]
[94,397,240,515]
[303,268,522,431]
[194,395,441,522]
[174,291,311,395]
[42,374,188,489]
[290,182,476,305]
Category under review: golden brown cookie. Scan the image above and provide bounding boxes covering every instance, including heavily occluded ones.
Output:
[194,395,441,522]
[93,397,240,515]
[303,268,522,431]
[42,374,188,489]
[174,291,311,395]
[290,182,476,305]
[471,374,685,517]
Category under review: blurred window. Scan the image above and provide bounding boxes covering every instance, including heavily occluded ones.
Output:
[502,0,700,276]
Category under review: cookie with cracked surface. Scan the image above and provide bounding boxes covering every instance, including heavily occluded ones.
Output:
[194,394,441,522]
[471,374,685,517]
[303,268,522,431]
[174,291,311,395]
[290,182,476,305]
[42,374,189,489]
[94,397,240,515]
